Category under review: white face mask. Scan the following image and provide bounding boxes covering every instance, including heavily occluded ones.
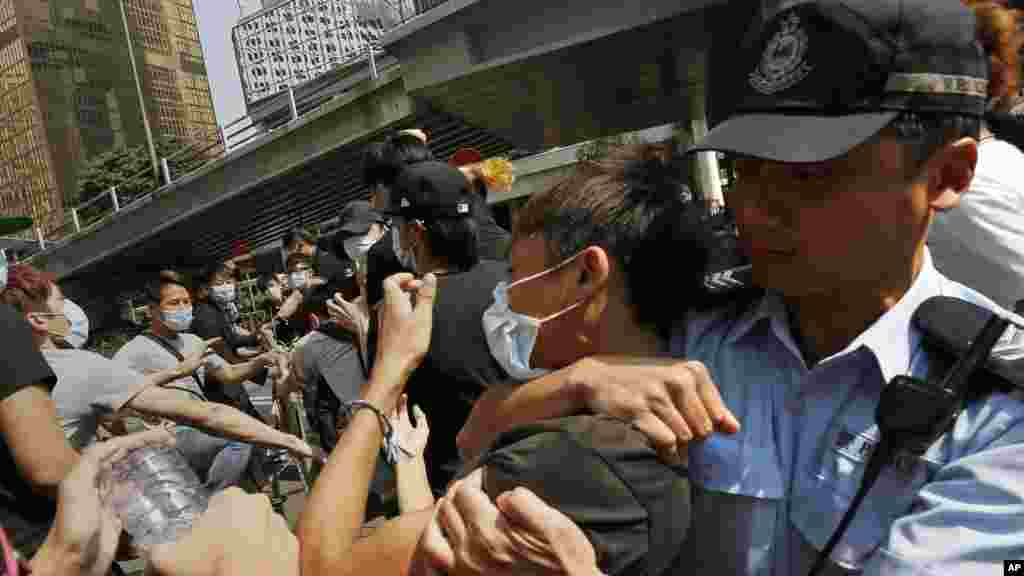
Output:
[289,271,308,290]
[481,255,586,381]
[392,227,417,271]
[343,234,378,261]
[62,299,90,349]
[210,284,236,304]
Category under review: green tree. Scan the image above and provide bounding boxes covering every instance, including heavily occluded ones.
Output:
[575,131,647,163]
[74,135,211,223]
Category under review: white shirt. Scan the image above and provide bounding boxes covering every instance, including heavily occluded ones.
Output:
[929,138,1024,310]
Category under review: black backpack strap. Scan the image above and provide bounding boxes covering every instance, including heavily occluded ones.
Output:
[140,333,209,401]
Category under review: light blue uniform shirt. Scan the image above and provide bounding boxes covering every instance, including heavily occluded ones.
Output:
[672,251,1024,575]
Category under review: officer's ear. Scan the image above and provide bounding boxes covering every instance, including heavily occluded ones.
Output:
[926,137,977,212]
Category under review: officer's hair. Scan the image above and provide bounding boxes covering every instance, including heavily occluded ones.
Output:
[514,144,711,340]
[889,113,982,170]
[145,270,190,305]
[895,1,1023,169]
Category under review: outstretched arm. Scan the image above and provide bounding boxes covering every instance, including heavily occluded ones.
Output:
[126,387,312,458]
[299,273,436,576]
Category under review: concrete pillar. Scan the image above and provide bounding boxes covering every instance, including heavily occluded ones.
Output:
[686,62,724,210]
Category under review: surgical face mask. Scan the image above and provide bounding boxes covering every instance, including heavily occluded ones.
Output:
[62,299,89,349]
[0,249,7,291]
[34,312,72,340]
[290,271,309,290]
[481,255,586,381]
[210,284,237,304]
[343,234,377,261]
[162,306,193,332]
[392,226,417,271]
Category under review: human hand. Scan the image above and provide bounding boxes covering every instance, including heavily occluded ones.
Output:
[411,469,601,576]
[391,394,429,458]
[147,489,299,576]
[572,356,739,465]
[398,128,428,143]
[374,273,436,381]
[308,276,328,289]
[326,292,369,336]
[179,338,221,376]
[31,429,176,576]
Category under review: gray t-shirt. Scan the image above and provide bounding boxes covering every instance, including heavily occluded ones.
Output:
[114,333,227,400]
[298,331,364,402]
[45,349,146,450]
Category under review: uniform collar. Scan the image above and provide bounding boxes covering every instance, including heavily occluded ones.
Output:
[727,250,943,382]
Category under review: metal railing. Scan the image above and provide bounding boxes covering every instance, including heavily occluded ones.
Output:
[24,0,453,258]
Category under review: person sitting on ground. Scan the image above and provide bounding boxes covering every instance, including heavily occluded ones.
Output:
[109,270,310,492]
[299,144,707,576]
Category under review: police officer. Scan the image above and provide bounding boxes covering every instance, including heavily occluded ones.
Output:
[417,1,1024,575]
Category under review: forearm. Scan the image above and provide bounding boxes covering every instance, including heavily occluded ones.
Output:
[457,363,584,461]
[217,357,271,385]
[278,291,304,320]
[29,533,86,576]
[194,403,301,452]
[396,457,434,514]
[144,366,188,388]
[299,366,404,576]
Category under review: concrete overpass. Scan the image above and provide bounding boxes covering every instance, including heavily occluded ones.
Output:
[30,62,517,325]
[380,0,758,150]
[29,0,765,327]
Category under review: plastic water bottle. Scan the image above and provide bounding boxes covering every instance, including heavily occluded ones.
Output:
[101,444,209,550]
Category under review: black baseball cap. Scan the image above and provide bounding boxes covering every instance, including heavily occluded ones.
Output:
[337,200,385,235]
[691,0,989,163]
[382,161,473,220]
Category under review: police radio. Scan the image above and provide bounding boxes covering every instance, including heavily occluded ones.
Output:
[807,297,1021,576]
[702,267,1024,575]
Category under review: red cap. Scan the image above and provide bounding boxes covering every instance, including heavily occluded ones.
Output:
[449,147,483,167]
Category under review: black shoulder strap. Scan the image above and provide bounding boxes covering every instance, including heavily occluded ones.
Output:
[140,333,209,400]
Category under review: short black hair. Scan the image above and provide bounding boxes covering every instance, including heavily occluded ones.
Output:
[515,144,710,340]
[257,274,279,293]
[362,132,435,188]
[197,261,237,288]
[282,227,316,250]
[422,217,480,273]
[145,270,190,304]
[888,112,981,170]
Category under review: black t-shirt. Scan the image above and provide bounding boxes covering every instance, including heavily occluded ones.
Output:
[369,260,508,491]
[365,227,408,308]
[192,301,261,353]
[190,301,265,417]
[0,305,59,556]
[479,416,691,576]
[472,199,511,262]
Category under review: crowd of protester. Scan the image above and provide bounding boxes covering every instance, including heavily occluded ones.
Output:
[1,0,1023,575]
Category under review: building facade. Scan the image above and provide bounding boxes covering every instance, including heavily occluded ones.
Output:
[233,0,413,107]
[0,0,220,237]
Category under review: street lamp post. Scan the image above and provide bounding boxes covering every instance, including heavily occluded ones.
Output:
[118,0,161,182]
